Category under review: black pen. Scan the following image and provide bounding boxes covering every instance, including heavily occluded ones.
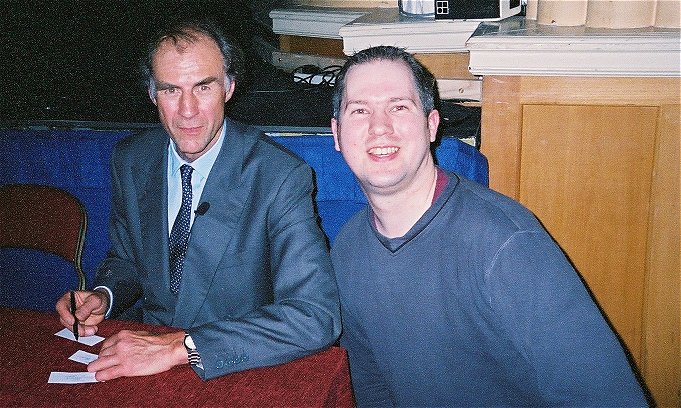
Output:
[70,290,79,341]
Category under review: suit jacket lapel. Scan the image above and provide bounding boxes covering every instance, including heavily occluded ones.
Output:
[173,119,250,328]
[133,132,174,314]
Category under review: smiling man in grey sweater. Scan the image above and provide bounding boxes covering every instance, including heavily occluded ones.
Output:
[329,45,647,407]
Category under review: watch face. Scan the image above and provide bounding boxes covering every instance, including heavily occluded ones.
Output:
[184,334,196,350]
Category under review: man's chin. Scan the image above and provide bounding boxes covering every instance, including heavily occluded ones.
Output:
[363,176,404,194]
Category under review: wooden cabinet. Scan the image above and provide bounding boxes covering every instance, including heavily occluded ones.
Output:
[480,75,680,407]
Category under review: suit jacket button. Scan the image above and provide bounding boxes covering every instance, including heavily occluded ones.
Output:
[216,360,224,369]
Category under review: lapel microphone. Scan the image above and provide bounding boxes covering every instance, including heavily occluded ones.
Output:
[195,202,210,216]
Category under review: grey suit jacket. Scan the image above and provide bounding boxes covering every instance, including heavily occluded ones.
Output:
[93,118,341,380]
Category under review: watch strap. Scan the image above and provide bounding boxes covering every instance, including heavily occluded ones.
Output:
[187,349,201,366]
[184,333,201,366]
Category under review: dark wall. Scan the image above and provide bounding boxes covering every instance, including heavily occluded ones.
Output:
[1,1,259,123]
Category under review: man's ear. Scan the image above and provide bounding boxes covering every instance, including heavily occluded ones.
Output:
[331,118,341,152]
[224,77,236,103]
[148,87,157,106]
[427,109,440,143]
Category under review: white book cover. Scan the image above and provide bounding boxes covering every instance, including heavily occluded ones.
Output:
[340,8,480,54]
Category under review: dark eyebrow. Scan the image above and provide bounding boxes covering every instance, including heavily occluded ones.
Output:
[389,97,416,104]
[345,99,367,106]
[154,81,176,91]
[344,97,416,110]
[154,76,221,91]
[195,76,220,87]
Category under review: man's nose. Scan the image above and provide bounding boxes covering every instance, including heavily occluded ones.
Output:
[179,92,199,118]
[368,110,393,136]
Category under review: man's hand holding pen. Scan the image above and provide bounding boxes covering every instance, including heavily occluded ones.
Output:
[56,290,108,338]
[55,290,187,381]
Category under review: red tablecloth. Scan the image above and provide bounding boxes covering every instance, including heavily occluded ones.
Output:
[0,307,354,407]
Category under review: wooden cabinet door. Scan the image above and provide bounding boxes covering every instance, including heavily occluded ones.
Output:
[519,104,658,366]
[480,76,680,407]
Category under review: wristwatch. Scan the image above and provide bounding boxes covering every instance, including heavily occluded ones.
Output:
[184,333,201,366]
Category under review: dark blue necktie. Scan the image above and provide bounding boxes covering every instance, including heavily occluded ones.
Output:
[169,164,193,294]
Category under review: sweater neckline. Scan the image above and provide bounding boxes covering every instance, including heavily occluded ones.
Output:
[371,168,460,253]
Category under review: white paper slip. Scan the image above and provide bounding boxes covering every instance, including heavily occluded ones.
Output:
[55,328,105,346]
[48,371,98,384]
[68,350,99,364]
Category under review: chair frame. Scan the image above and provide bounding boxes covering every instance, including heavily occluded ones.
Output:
[0,184,87,290]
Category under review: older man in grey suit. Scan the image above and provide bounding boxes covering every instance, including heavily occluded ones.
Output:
[55,19,340,381]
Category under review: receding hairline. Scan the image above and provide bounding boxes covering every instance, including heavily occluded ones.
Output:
[337,60,423,114]
[155,30,220,55]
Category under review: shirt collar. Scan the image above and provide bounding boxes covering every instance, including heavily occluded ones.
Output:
[168,122,226,180]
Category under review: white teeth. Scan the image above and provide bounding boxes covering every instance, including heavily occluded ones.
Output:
[369,147,398,156]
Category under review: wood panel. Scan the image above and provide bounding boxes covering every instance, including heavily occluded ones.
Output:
[517,76,681,105]
[482,76,681,196]
[414,53,477,80]
[480,76,522,198]
[641,103,680,408]
[280,35,346,58]
[479,75,681,407]
[519,104,658,366]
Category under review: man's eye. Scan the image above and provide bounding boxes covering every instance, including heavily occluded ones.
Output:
[351,108,367,114]
[199,84,211,92]
[392,105,407,112]
[162,88,177,95]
